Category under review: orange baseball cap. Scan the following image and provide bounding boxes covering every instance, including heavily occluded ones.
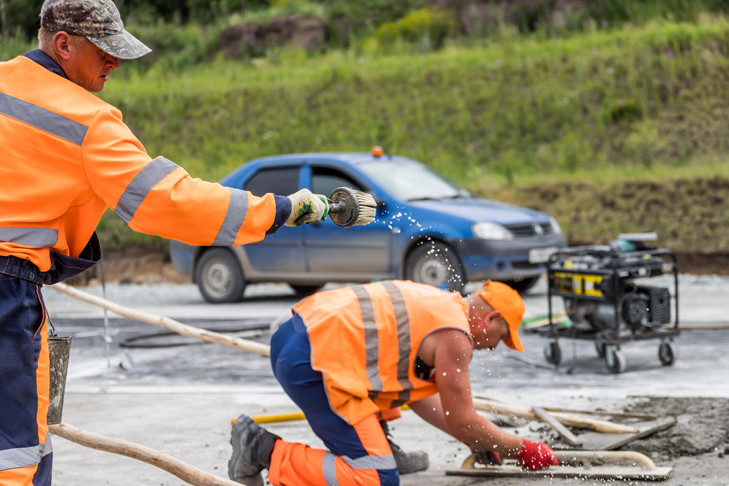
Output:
[475,280,525,352]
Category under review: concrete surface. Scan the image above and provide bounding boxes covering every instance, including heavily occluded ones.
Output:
[43,276,729,485]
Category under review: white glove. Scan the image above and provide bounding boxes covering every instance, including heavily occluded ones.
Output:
[285,189,329,226]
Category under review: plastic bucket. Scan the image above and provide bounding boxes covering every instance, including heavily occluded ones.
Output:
[48,336,72,425]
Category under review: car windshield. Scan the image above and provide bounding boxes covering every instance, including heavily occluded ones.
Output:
[358,160,471,201]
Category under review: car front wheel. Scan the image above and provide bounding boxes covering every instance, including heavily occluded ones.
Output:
[194,248,245,303]
[405,241,465,293]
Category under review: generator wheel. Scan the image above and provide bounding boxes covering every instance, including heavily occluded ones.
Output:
[658,342,675,366]
[604,345,626,374]
[544,341,561,366]
[595,342,606,358]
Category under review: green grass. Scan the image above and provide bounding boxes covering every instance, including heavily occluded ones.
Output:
[94,17,729,185]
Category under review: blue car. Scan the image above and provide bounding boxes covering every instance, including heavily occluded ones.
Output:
[169,150,566,302]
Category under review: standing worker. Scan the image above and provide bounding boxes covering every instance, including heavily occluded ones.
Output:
[0,0,329,484]
[229,280,558,485]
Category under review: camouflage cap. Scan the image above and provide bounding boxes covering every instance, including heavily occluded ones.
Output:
[40,0,151,60]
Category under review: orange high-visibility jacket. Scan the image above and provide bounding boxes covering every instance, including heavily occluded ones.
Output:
[0,56,278,275]
[294,280,472,425]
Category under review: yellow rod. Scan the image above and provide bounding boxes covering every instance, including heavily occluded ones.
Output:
[238,405,412,426]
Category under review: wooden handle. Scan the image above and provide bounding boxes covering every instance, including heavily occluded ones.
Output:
[532,406,581,446]
[51,282,270,357]
[472,398,638,433]
[50,423,241,486]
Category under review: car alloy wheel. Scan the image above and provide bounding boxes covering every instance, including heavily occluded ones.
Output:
[405,241,465,293]
[195,248,245,303]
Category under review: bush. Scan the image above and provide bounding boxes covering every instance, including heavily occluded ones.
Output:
[510,0,553,33]
[585,0,715,26]
[0,0,40,39]
[0,30,33,61]
[326,0,425,34]
[375,8,456,51]
[123,22,220,73]
[605,98,642,124]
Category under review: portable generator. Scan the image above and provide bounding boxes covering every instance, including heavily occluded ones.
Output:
[539,233,679,373]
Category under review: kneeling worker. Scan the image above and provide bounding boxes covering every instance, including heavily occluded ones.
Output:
[229,279,558,485]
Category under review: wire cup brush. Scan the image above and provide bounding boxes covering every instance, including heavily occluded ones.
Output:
[327,187,377,227]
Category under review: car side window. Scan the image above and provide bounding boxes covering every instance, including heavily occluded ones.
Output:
[311,166,366,196]
[244,167,300,196]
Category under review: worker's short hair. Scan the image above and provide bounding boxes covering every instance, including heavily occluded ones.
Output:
[38,27,55,50]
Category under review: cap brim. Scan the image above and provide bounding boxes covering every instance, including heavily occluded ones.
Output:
[503,318,524,352]
[88,30,151,60]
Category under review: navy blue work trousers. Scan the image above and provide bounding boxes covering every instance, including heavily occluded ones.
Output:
[0,256,53,485]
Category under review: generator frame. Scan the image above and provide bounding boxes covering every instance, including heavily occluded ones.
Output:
[539,246,679,374]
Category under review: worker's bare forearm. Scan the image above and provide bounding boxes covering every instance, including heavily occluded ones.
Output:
[409,395,450,434]
[449,412,524,457]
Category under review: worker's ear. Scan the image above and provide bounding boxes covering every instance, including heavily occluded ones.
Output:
[487,310,502,322]
[53,31,73,61]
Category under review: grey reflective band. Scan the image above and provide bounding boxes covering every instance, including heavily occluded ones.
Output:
[42,435,52,458]
[212,188,249,246]
[0,92,87,146]
[0,434,52,471]
[384,281,413,401]
[0,226,58,247]
[342,453,397,470]
[322,452,338,486]
[354,285,382,393]
[115,157,178,223]
[321,451,396,486]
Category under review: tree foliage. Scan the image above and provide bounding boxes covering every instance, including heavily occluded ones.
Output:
[0,0,40,39]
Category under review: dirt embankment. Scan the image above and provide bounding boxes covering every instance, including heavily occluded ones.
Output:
[66,245,729,287]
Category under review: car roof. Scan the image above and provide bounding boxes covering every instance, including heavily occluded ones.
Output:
[248,152,416,166]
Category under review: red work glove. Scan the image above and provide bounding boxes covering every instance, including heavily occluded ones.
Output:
[517,439,559,470]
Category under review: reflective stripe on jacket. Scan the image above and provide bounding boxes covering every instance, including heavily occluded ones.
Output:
[0,56,278,273]
[293,280,471,425]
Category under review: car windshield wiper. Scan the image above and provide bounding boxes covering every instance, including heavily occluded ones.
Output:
[407,196,446,201]
[408,194,467,201]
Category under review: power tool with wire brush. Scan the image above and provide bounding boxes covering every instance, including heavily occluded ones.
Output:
[327,187,377,227]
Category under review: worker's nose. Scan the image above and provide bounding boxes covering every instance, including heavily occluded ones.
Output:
[106,55,120,70]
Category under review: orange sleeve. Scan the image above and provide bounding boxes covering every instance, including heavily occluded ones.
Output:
[80,106,277,246]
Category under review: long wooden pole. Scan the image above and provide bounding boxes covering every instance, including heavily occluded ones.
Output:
[51,283,636,434]
[472,398,637,433]
[49,423,240,486]
[51,282,270,356]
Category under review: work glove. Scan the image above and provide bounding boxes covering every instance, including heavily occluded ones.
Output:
[517,439,559,470]
[285,189,329,226]
[471,447,503,466]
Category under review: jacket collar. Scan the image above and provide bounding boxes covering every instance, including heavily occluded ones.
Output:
[24,49,69,79]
